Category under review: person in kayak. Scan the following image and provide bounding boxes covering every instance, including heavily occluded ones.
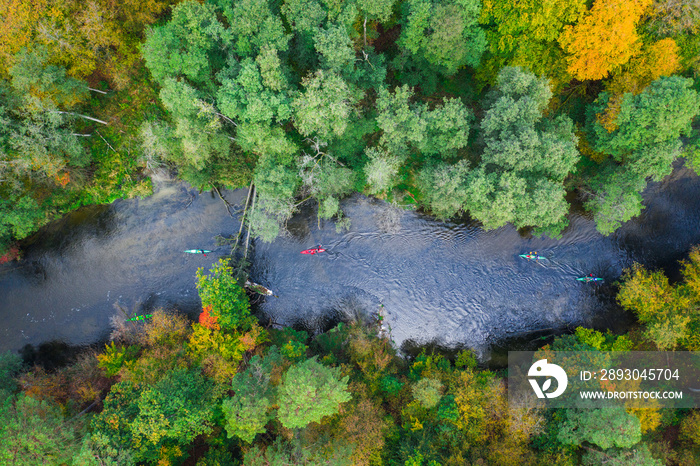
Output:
[300,245,326,254]
[200,249,207,257]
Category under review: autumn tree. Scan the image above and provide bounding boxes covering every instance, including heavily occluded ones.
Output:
[617,263,692,349]
[647,0,700,36]
[0,0,49,73]
[196,259,252,331]
[478,0,587,85]
[91,370,220,464]
[559,0,652,80]
[596,38,682,132]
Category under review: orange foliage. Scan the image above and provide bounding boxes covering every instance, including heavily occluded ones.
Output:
[54,171,70,186]
[607,38,681,95]
[199,305,219,330]
[239,323,267,351]
[559,0,652,80]
[596,94,624,132]
[597,38,680,131]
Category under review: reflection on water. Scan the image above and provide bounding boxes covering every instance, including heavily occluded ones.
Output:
[2,164,700,357]
[0,183,247,352]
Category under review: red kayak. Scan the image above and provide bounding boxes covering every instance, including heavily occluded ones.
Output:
[300,247,326,255]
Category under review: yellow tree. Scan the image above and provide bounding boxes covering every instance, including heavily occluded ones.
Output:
[597,38,681,131]
[559,0,652,81]
[479,0,587,86]
[0,0,52,73]
[618,263,692,349]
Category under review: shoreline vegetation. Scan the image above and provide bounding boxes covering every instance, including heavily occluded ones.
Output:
[3,250,700,464]
[1,0,700,257]
[2,0,700,463]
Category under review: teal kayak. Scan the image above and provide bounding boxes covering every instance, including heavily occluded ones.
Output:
[127,314,153,322]
[519,253,546,261]
[184,249,211,254]
[577,276,604,283]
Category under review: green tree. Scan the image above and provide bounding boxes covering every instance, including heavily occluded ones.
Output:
[141,0,230,88]
[589,76,700,181]
[584,168,647,235]
[277,357,352,429]
[357,0,396,23]
[376,85,472,158]
[130,370,218,460]
[466,67,578,234]
[299,147,356,221]
[218,0,289,57]
[222,354,278,443]
[281,0,328,37]
[73,432,136,466]
[314,25,356,73]
[243,436,354,465]
[412,378,443,409]
[581,444,662,466]
[248,133,300,242]
[364,146,404,194]
[293,70,363,141]
[398,0,486,75]
[216,57,292,125]
[376,85,427,156]
[0,394,81,465]
[558,407,642,450]
[92,370,220,464]
[196,259,251,331]
[158,78,232,171]
[417,160,471,219]
[0,194,47,252]
[0,351,23,394]
[9,46,88,109]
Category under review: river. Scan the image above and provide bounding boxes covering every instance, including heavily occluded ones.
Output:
[2,164,700,358]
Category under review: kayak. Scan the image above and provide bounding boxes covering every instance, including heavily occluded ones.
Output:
[127,314,153,322]
[184,249,212,254]
[577,277,604,283]
[300,247,326,255]
[519,254,546,261]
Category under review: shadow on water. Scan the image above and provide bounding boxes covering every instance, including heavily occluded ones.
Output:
[3,162,700,361]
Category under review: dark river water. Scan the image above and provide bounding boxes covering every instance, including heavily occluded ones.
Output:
[2,164,700,358]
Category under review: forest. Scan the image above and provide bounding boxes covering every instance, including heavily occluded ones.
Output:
[1,0,700,255]
[4,251,700,465]
[2,0,700,464]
